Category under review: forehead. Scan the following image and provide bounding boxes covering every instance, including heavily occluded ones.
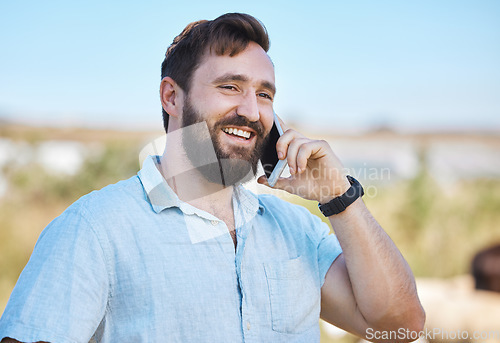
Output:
[193,42,275,85]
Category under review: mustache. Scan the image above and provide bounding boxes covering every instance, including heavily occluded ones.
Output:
[214,115,265,137]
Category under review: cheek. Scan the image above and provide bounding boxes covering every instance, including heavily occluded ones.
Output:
[206,96,236,118]
[262,111,275,135]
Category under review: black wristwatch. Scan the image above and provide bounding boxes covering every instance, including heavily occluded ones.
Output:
[318,175,364,216]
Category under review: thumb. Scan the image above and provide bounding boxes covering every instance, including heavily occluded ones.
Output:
[270,176,294,192]
[257,175,269,186]
[257,174,294,192]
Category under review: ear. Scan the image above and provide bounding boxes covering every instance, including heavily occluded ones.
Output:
[160,76,183,118]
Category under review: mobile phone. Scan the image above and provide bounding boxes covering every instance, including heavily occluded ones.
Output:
[260,112,288,187]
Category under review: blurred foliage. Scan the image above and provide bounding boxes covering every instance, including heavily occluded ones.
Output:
[8,141,140,204]
[0,141,140,289]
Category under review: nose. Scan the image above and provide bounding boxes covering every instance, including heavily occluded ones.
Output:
[236,92,260,122]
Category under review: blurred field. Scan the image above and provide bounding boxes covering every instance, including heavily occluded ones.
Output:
[1,123,499,341]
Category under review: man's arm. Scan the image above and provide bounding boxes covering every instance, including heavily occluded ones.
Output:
[0,207,109,342]
[320,198,425,340]
[257,125,425,340]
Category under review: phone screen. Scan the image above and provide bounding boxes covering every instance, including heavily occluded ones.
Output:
[260,113,287,187]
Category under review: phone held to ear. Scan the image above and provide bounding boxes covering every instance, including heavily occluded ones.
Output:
[260,112,288,187]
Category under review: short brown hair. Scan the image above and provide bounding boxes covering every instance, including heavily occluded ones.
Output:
[160,13,270,132]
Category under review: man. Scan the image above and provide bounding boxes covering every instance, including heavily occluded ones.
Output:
[0,13,425,343]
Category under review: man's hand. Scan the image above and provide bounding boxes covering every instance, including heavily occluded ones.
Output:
[257,122,350,203]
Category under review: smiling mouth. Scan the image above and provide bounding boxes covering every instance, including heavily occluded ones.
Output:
[222,127,253,140]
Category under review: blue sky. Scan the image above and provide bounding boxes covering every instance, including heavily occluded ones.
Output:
[1,0,499,132]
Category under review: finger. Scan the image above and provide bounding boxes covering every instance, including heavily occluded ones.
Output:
[285,138,310,174]
[296,141,315,173]
[296,140,326,173]
[275,129,306,162]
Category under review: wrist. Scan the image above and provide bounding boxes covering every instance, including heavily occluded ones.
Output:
[318,176,351,204]
[318,176,364,216]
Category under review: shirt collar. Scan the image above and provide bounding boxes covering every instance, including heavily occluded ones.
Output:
[138,155,180,213]
[138,155,264,219]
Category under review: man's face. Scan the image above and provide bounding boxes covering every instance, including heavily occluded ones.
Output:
[180,42,276,186]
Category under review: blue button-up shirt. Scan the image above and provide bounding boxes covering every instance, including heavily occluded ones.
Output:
[0,155,342,343]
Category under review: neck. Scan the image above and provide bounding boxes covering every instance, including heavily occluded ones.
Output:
[158,130,234,214]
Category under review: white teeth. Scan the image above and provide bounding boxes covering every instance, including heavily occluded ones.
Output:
[222,127,251,139]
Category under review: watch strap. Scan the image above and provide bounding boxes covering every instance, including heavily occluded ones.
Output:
[318,175,364,216]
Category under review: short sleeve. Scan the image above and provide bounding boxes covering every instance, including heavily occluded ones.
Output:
[307,215,343,287]
[0,206,109,343]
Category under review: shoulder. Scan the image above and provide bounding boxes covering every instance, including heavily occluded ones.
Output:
[67,175,145,219]
[40,175,147,243]
[33,175,147,259]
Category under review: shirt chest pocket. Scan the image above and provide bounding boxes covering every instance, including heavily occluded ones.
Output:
[263,255,321,334]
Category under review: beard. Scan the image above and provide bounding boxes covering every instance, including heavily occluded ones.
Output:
[181,97,268,187]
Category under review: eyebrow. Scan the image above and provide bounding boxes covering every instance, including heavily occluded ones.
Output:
[212,73,276,96]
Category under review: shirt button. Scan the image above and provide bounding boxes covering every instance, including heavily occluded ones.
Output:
[210,220,218,226]
[246,321,251,330]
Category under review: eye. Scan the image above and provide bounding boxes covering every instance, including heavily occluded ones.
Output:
[258,92,273,101]
[219,85,238,91]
